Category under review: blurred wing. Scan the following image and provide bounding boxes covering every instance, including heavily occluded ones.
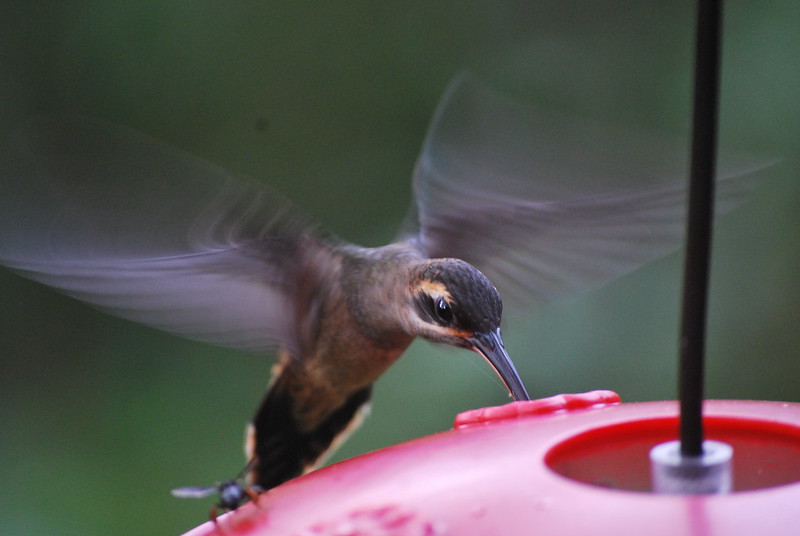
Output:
[171,486,218,499]
[0,116,324,352]
[407,74,777,305]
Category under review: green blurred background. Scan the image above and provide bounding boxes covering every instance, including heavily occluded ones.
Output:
[1,1,797,534]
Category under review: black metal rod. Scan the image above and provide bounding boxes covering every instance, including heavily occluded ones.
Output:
[678,0,723,457]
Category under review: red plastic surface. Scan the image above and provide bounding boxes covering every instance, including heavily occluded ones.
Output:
[454,389,621,426]
[179,398,800,536]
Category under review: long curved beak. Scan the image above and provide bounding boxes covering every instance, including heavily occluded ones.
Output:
[469,328,530,401]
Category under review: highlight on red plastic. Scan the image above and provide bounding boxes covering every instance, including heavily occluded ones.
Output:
[454,389,621,427]
[179,397,800,536]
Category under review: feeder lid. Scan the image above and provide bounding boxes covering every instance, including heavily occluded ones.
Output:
[180,393,800,536]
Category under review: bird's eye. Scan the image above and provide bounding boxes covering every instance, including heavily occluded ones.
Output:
[433,296,453,325]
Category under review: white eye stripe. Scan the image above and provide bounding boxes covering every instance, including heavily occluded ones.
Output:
[416,280,452,304]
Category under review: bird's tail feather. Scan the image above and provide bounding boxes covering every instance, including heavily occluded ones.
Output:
[246,360,372,490]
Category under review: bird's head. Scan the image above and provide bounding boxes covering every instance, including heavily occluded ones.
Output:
[404,258,530,401]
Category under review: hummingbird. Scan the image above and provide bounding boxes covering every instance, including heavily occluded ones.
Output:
[0,74,769,490]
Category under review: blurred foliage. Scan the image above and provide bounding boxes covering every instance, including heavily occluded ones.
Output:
[1,1,798,534]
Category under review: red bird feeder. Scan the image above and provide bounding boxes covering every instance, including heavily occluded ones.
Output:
[179,392,800,536]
